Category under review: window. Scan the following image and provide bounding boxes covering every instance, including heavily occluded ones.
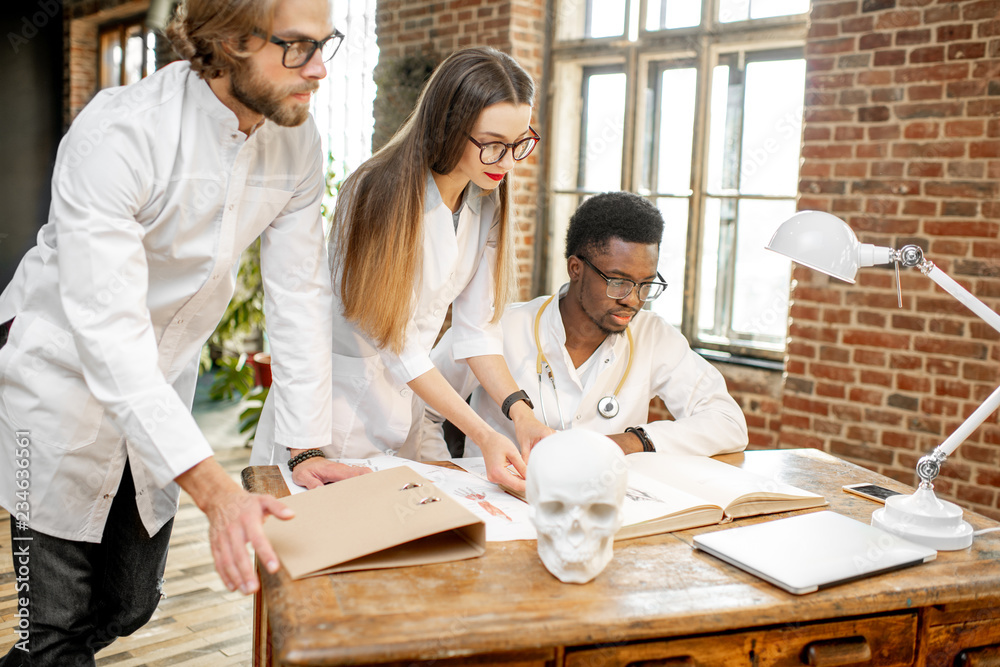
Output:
[546,0,809,360]
[99,17,157,89]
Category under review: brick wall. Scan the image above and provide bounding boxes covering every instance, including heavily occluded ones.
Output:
[785,0,1000,520]
[374,0,546,300]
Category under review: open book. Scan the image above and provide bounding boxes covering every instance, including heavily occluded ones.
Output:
[617,453,827,539]
[455,453,826,541]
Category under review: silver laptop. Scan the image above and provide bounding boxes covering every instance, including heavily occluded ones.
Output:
[693,510,937,595]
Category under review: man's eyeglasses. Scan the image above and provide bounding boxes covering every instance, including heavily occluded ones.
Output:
[576,255,667,302]
[258,29,345,69]
[468,127,541,165]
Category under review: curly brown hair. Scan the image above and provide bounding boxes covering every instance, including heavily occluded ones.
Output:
[165,0,278,79]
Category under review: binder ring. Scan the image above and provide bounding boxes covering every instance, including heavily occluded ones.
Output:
[400,482,423,490]
[418,497,441,505]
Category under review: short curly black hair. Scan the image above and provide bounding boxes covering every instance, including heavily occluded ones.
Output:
[565,191,664,259]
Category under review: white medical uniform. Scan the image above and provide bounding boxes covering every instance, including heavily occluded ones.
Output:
[0,61,334,542]
[424,284,748,457]
[251,172,503,465]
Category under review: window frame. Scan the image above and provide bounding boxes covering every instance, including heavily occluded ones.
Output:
[97,14,155,91]
[543,0,809,362]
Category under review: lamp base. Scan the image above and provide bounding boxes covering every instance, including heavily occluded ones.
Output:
[871,486,974,551]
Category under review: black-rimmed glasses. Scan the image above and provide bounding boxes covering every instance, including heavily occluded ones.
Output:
[468,126,541,165]
[577,255,667,302]
[258,28,345,69]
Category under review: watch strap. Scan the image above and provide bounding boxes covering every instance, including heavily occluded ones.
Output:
[501,390,533,420]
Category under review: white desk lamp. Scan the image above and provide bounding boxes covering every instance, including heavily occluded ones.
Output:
[766,210,990,550]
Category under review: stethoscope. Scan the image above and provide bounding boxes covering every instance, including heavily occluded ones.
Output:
[533,295,634,429]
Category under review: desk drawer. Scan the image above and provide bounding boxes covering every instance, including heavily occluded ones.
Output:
[923,601,1000,667]
[565,613,917,667]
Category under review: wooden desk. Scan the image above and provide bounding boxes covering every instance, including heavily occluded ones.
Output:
[242,449,1000,667]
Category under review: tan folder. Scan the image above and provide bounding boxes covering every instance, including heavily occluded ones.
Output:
[264,465,486,579]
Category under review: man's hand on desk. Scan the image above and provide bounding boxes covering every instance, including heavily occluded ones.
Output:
[290,455,372,490]
[176,457,293,596]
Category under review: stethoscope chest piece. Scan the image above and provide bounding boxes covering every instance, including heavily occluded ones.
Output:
[597,396,620,419]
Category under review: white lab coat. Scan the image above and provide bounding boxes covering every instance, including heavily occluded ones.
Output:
[424,285,749,457]
[251,172,503,465]
[0,62,334,542]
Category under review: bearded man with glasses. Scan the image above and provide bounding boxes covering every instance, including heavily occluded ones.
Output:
[0,0,346,664]
[424,191,749,459]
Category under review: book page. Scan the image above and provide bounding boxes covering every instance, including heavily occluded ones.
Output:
[457,458,725,539]
[625,453,825,518]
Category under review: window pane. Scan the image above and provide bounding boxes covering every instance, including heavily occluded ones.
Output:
[649,197,689,326]
[705,64,733,194]
[719,0,750,22]
[124,25,145,85]
[580,72,626,191]
[698,198,724,333]
[146,31,157,77]
[739,59,805,196]
[100,31,122,89]
[654,68,697,194]
[721,0,809,23]
[751,0,809,19]
[589,0,626,38]
[730,199,793,341]
[646,0,702,30]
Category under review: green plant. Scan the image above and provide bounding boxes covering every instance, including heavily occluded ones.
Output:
[238,385,269,443]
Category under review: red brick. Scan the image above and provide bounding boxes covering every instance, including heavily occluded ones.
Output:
[876,11,921,31]
[882,430,917,449]
[926,358,960,376]
[843,330,911,349]
[948,42,986,60]
[811,362,856,382]
[936,379,972,399]
[910,46,945,63]
[849,387,884,405]
[907,162,943,177]
[783,395,831,417]
[945,120,986,137]
[915,337,988,359]
[907,84,944,101]
[897,374,931,392]
[816,382,846,399]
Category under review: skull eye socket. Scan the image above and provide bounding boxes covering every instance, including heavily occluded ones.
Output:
[588,503,617,523]
[540,500,566,517]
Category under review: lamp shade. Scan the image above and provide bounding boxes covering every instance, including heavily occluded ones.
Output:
[766,210,893,283]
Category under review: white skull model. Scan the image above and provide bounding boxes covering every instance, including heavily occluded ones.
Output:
[526,430,627,584]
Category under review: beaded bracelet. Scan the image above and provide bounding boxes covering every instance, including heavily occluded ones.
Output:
[287,448,325,471]
[625,426,656,453]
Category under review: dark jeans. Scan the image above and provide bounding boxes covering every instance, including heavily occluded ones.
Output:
[0,318,11,349]
[0,460,173,667]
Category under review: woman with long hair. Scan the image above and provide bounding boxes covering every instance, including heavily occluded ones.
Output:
[252,47,552,494]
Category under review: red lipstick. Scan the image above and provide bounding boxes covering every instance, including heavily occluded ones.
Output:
[485,172,505,182]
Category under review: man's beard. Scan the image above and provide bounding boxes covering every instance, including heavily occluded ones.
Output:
[578,290,633,338]
[229,60,317,127]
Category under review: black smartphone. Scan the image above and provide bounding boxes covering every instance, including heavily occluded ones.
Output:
[842,483,904,504]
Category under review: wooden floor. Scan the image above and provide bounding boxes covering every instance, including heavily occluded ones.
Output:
[0,447,254,666]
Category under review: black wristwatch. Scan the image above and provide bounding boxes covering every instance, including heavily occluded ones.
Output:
[501,390,534,420]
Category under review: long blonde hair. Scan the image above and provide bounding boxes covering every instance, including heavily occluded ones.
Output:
[333,47,535,353]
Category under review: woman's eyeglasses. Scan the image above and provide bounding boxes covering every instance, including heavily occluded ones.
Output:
[468,127,541,165]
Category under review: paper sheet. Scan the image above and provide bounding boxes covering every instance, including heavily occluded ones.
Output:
[279,456,536,541]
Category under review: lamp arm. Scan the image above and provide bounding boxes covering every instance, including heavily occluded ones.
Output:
[908,258,1000,485]
[920,261,1000,336]
[919,383,1000,486]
